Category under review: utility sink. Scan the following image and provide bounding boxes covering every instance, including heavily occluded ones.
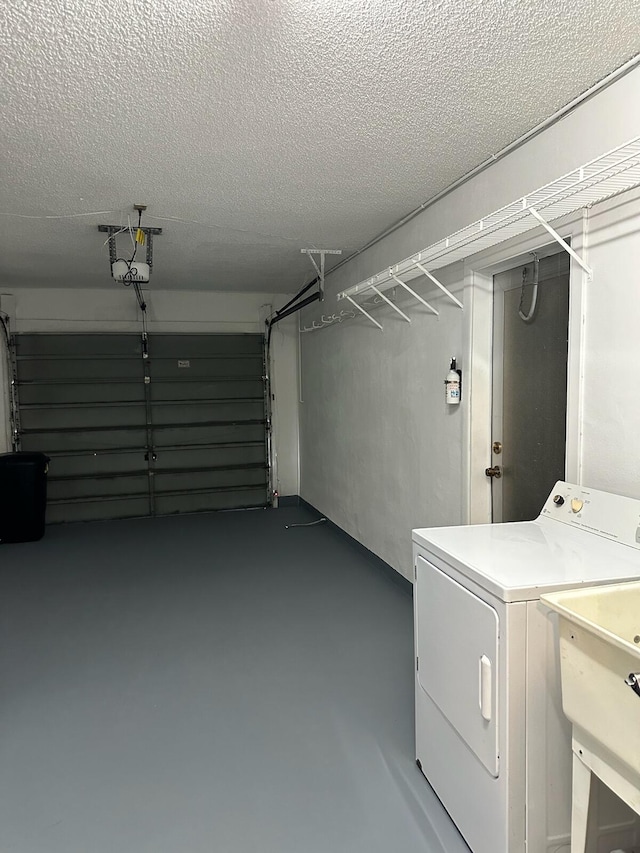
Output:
[543,580,640,659]
[542,581,640,811]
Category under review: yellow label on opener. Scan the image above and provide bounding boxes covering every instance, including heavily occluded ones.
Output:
[135,228,145,245]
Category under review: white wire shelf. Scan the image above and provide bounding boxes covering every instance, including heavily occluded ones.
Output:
[337,136,640,320]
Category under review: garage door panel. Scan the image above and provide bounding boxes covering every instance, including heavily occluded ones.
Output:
[154,467,266,494]
[19,382,145,406]
[46,497,150,524]
[154,487,268,516]
[153,423,265,447]
[152,445,265,470]
[150,400,264,426]
[18,358,143,383]
[21,428,148,453]
[148,334,263,358]
[150,357,263,380]
[16,334,143,358]
[48,473,148,501]
[20,403,147,431]
[149,379,264,402]
[49,452,145,478]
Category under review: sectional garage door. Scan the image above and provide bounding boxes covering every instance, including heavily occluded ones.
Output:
[15,333,270,523]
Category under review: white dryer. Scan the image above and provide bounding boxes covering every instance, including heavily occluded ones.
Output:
[413,482,640,853]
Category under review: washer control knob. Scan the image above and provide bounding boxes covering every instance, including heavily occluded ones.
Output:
[571,498,584,514]
[553,494,565,506]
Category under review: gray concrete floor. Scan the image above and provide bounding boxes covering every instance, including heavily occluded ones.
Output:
[0,505,470,853]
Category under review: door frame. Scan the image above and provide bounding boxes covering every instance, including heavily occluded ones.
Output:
[461,210,589,524]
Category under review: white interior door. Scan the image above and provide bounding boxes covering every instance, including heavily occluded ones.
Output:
[415,555,499,777]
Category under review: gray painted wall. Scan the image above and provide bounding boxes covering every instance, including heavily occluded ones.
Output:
[300,265,464,580]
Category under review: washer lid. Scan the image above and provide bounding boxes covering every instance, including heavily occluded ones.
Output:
[413,519,640,602]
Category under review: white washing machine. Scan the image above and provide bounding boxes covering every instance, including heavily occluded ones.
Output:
[413,481,640,853]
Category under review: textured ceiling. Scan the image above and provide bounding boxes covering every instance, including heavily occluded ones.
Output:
[1,0,639,293]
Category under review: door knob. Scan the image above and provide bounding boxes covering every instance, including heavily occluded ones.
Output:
[485,466,502,479]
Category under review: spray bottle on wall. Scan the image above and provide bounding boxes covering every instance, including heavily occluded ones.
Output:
[445,357,462,405]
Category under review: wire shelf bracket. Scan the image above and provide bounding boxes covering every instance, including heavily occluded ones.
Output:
[413,262,463,308]
[528,207,593,279]
[370,285,411,322]
[391,274,439,316]
[345,296,383,331]
[336,135,640,327]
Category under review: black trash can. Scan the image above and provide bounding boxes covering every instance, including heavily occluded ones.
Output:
[0,452,50,543]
